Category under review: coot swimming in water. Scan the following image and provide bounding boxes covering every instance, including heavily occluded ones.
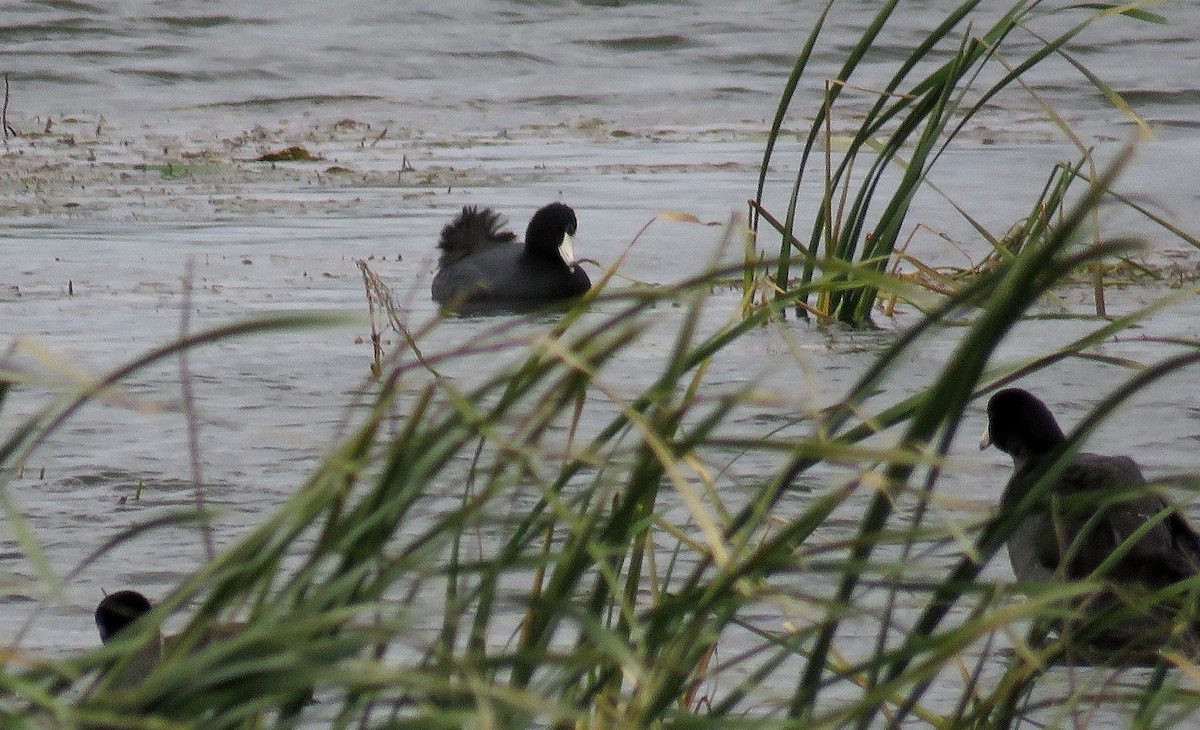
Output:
[94,589,162,689]
[94,589,249,689]
[431,202,591,309]
[983,387,1200,660]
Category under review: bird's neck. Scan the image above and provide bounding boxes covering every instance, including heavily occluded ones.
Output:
[1001,448,1051,504]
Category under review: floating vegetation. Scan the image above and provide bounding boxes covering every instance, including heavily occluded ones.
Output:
[256,145,322,162]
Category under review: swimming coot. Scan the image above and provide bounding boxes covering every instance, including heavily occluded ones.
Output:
[983,387,1200,659]
[94,589,248,690]
[94,590,163,689]
[431,202,591,309]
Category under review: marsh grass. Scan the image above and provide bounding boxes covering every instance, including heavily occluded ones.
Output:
[749,0,1188,326]
[1,136,1199,728]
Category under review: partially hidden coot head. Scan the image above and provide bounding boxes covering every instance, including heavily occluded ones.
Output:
[95,590,153,643]
[981,387,1065,457]
[525,202,578,270]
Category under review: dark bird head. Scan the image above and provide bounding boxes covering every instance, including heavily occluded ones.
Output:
[95,590,153,644]
[982,388,1065,461]
[525,202,578,269]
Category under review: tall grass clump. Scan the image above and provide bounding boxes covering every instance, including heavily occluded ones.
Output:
[750,0,1172,325]
[1,142,1200,727]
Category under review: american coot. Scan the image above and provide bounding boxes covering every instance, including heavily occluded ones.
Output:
[982,387,1200,659]
[93,590,244,690]
[94,590,163,690]
[431,202,592,310]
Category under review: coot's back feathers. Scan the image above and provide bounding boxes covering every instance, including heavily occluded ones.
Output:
[436,206,517,269]
[1026,454,1200,586]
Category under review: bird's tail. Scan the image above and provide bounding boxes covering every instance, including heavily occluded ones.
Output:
[437,206,517,268]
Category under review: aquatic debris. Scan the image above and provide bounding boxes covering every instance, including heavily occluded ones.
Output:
[256,145,322,162]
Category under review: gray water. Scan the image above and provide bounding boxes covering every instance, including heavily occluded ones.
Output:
[5,0,1200,141]
[3,1,1200,724]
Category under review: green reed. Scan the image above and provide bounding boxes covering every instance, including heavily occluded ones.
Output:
[750,0,1168,326]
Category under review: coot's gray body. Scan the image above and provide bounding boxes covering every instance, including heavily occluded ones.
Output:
[983,388,1200,659]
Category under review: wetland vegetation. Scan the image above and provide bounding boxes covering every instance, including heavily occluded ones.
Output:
[4,1,1200,728]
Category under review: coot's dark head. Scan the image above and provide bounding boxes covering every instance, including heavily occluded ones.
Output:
[982,388,1065,458]
[95,590,153,643]
[524,202,578,269]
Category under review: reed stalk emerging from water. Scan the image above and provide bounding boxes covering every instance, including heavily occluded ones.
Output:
[750,0,1176,326]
